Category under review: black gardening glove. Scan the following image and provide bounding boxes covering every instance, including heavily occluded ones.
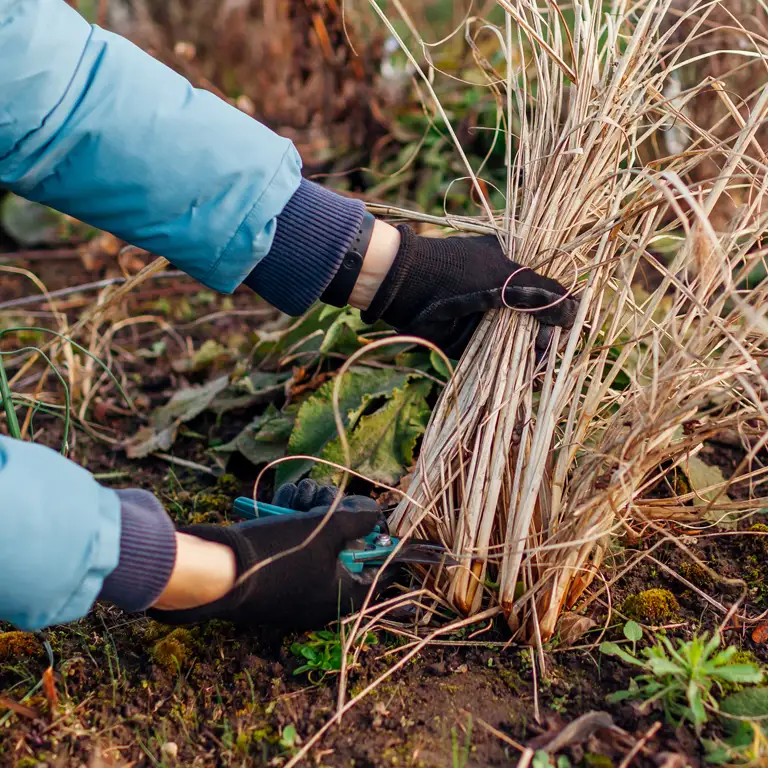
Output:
[149,480,386,629]
[362,225,578,358]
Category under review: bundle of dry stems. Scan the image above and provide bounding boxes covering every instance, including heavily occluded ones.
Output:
[382,0,768,642]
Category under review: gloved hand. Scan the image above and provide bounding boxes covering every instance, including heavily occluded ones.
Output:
[149,479,387,628]
[362,225,578,358]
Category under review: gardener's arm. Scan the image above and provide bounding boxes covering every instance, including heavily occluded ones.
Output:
[0,0,577,632]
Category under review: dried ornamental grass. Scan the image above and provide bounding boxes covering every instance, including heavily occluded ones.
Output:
[388,0,768,641]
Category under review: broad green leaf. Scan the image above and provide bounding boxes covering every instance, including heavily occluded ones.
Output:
[320,308,366,354]
[213,404,295,466]
[277,367,415,485]
[429,349,452,380]
[126,375,230,458]
[648,658,685,677]
[714,665,764,684]
[210,370,292,415]
[720,687,768,720]
[599,642,645,666]
[316,378,432,485]
[623,621,643,643]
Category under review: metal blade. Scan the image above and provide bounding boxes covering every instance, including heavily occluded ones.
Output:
[351,541,457,568]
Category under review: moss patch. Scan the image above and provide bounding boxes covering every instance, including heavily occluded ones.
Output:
[0,632,44,660]
[621,589,679,623]
[151,628,196,671]
[583,754,615,768]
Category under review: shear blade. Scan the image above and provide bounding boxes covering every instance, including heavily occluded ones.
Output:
[354,540,457,568]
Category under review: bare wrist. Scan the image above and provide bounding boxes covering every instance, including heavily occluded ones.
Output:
[151,532,237,611]
[348,219,400,311]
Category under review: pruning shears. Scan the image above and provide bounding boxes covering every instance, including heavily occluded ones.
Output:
[232,497,456,575]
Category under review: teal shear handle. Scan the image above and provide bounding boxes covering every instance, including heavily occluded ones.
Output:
[232,497,399,575]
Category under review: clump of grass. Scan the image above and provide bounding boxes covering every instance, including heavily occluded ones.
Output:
[386,0,768,643]
[621,589,679,624]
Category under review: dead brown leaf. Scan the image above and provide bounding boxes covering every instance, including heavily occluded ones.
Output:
[557,613,597,646]
[752,622,768,645]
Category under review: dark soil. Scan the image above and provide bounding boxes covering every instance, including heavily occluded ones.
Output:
[2,254,768,768]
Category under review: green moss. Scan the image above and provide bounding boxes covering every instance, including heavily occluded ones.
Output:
[151,628,195,671]
[748,524,768,555]
[499,666,524,694]
[0,631,43,660]
[142,621,173,643]
[742,554,768,605]
[186,492,231,524]
[583,754,615,768]
[216,474,238,495]
[621,589,679,623]
[679,561,712,588]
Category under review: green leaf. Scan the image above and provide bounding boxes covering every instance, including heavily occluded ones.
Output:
[607,689,638,702]
[531,751,552,768]
[429,349,452,380]
[720,687,768,720]
[213,404,295,466]
[277,367,415,485]
[316,378,432,485]
[647,658,685,677]
[623,621,643,643]
[714,665,764,684]
[280,724,297,749]
[320,308,367,355]
[688,682,707,731]
[210,370,292,416]
[599,642,646,667]
[126,375,230,458]
[1,195,66,246]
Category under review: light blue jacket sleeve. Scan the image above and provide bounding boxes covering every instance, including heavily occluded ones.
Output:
[0,0,303,293]
[0,0,305,630]
[0,437,122,630]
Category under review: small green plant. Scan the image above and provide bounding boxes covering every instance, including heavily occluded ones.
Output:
[451,715,473,768]
[531,751,570,768]
[600,633,763,732]
[279,724,298,751]
[705,687,768,764]
[704,721,768,766]
[290,628,376,682]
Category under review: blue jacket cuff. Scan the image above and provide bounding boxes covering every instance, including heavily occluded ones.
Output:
[99,489,177,613]
[243,179,366,315]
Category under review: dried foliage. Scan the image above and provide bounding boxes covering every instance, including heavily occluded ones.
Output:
[386,0,768,642]
[107,0,386,163]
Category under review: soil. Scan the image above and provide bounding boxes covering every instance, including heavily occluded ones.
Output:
[1,254,768,768]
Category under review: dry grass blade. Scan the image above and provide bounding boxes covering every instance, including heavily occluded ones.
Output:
[386,0,768,641]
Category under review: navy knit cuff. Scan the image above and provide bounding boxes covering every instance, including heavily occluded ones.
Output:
[242,179,366,315]
[99,489,177,613]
